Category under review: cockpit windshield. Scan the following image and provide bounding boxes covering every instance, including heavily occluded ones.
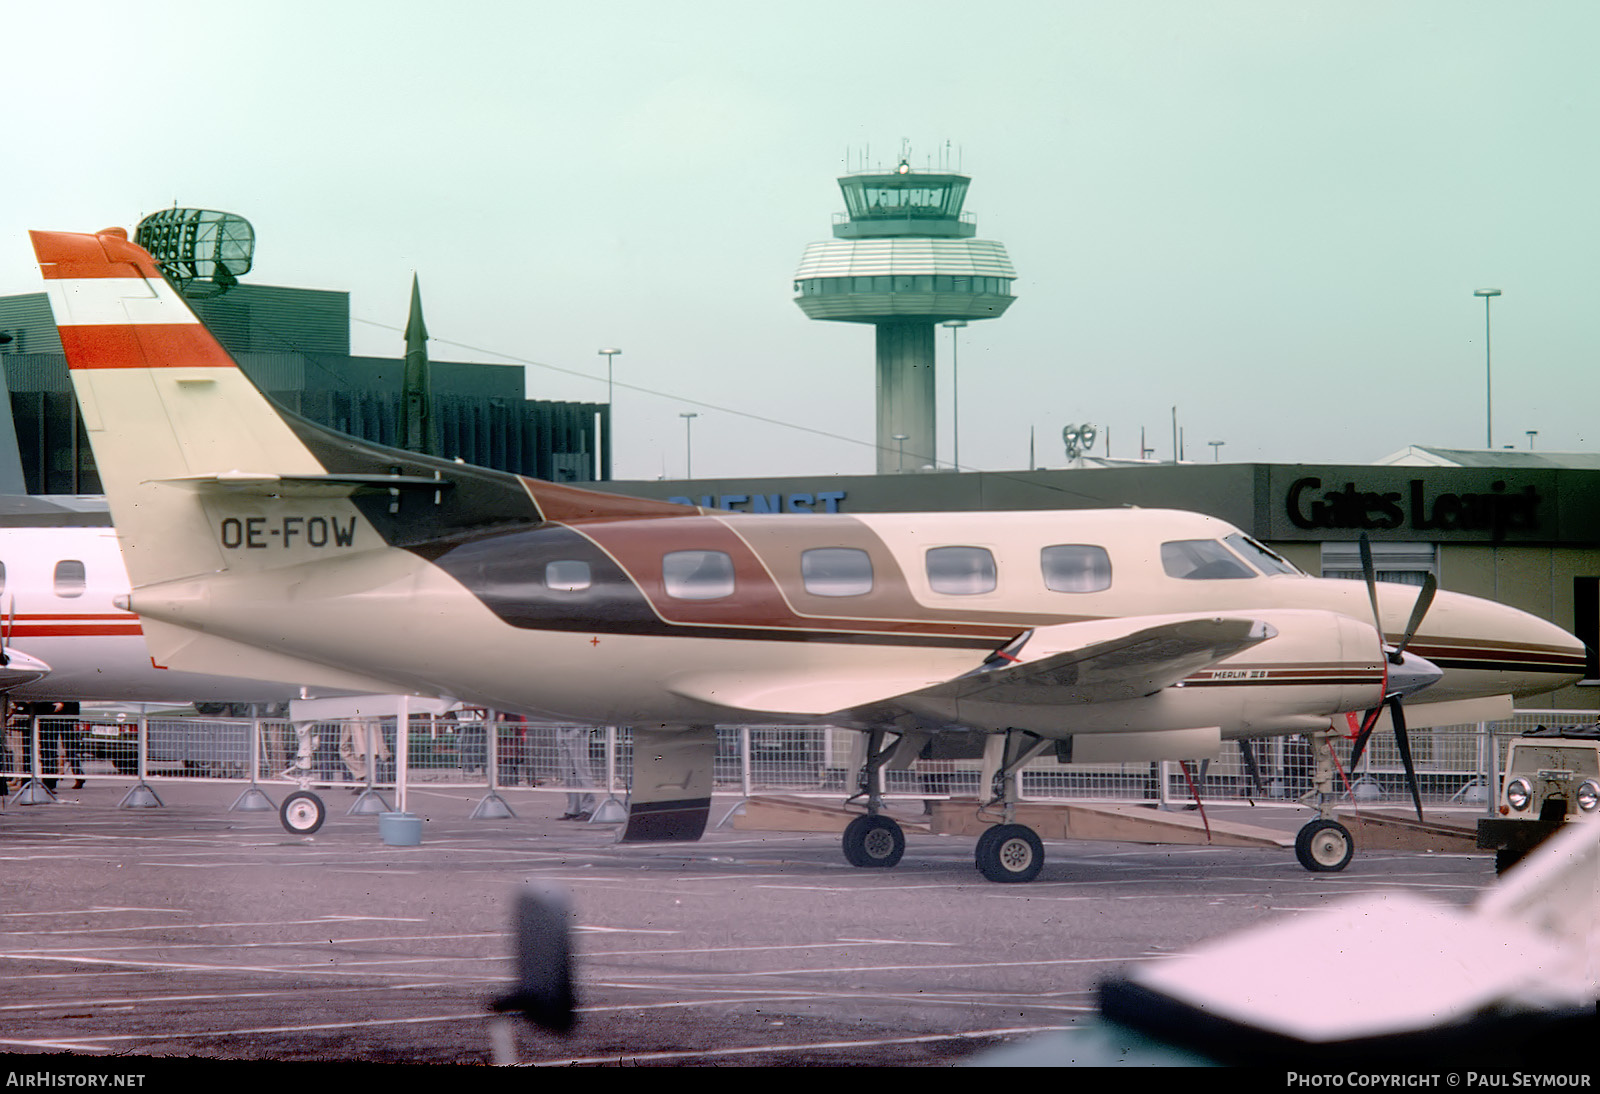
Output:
[1224,533,1303,576]
[1161,539,1257,580]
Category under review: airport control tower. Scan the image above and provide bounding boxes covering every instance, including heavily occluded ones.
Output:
[794,158,1017,473]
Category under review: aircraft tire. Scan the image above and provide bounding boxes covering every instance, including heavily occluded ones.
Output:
[280,790,326,835]
[842,814,904,868]
[974,824,1003,868]
[1294,819,1354,872]
[976,824,1044,883]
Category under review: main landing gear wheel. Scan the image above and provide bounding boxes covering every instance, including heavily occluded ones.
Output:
[280,790,326,835]
[1294,818,1354,872]
[842,814,905,868]
[976,823,1044,883]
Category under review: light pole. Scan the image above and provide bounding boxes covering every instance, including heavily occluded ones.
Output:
[1208,440,1224,462]
[942,320,967,470]
[598,347,621,405]
[679,412,698,479]
[1474,289,1500,448]
[892,433,909,474]
[598,348,620,479]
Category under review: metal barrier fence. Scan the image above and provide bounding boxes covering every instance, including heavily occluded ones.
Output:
[2,709,1595,812]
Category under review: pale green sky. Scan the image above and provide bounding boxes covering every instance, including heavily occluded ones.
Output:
[5,1,1597,478]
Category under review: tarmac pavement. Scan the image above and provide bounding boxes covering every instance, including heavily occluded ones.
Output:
[0,779,1502,1068]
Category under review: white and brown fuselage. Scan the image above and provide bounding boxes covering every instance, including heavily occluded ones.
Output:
[31,228,1588,745]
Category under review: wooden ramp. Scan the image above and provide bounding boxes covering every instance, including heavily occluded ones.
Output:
[730,796,1290,849]
[727,796,931,834]
[1334,810,1479,853]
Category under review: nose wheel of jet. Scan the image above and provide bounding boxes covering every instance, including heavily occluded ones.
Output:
[1294,818,1353,872]
[280,790,327,835]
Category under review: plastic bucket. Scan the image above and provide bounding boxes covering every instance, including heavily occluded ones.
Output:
[378,811,424,846]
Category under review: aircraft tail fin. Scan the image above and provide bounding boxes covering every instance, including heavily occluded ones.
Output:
[30,228,330,588]
[31,228,698,595]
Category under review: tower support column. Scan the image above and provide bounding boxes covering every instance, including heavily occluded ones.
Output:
[875,322,936,474]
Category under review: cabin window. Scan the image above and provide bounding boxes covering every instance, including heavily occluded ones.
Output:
[663,550,735,600]
[1161,540,1256,581]
[1223,533,1301,576]
[1040,544,1112,592]
[53,559,86,598]
[545,560,592,592]
[926,546,997,595]
[801,547,874,597]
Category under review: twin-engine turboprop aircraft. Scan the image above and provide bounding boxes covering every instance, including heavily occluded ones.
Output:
[29,227,1590,881]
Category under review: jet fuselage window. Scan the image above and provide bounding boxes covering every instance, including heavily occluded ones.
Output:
[801,547,874,597]
[662,550,735,600]
[1160,540,1256,581]
[1041,544,1112,592]
[53,559,86,598]
[926,546,997,595]
[545,560,592,592]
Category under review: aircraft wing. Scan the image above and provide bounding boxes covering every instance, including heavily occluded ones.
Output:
[844,615,1275,729]
[667,615,1275,724]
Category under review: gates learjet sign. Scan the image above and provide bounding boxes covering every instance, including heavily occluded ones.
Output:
[1286,476,1542,538]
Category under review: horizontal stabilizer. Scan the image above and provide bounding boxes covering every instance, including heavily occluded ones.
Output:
[156,471,452,497]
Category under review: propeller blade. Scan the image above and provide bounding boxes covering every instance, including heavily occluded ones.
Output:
[1391,573,1438,664]
[1348,704,1383,772]
[1358,533,1383,638]
[1389,697,1425,823]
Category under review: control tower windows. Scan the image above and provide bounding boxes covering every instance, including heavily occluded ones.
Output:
[795,277,1013,298]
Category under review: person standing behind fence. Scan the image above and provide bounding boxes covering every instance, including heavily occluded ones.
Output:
[499,713,532,786]
[339,717,389,789]
[29,703,76,790]
[558,726,598,820]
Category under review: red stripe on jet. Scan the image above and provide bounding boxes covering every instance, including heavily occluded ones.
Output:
[12,624,143,637]
[56,324,235,370]
[31,229,166,280]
